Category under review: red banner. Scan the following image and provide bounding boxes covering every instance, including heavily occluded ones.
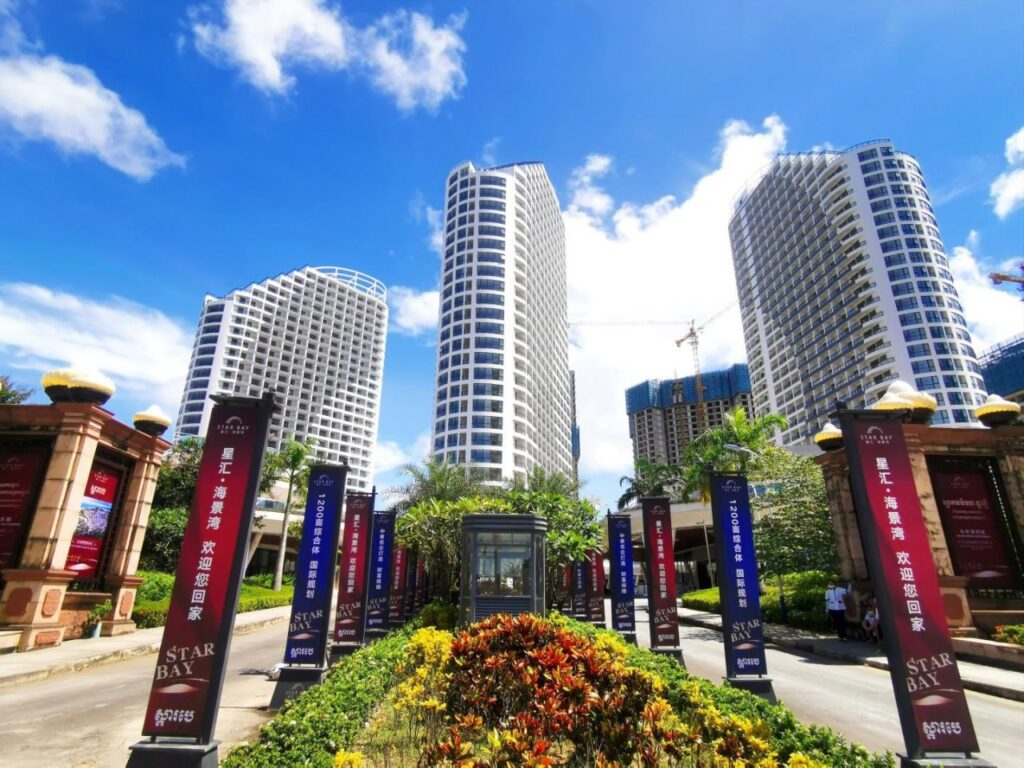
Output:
[388,546,408,626]
[413,556,427,612]
[333,492,372,644]
[843,418,978,755]
[142,400,270,739]
[931,468,1018,590]
[66,464,122,580]
[642,497,681,650]
[0,444,49,570]
[586,549,606,625]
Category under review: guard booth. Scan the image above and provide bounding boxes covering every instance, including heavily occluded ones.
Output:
[460,514,546,623]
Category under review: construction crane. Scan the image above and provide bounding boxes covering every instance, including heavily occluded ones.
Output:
[674,304,735,437]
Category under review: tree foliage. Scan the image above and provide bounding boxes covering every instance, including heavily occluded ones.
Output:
[751,447,839,577]
[139,507,189,572]
[505,465,579,497]
[392,457,492,511]
[617,458,683,510]
[0,374,33,404]
[262,436,316,591]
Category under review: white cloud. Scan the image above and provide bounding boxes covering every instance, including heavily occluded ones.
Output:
[482,135,500,166]
[566,116,788,479]
[189,1,467,110]
[191,0,349,93]
[373,430,430,475]
[410,190,444,254]
[389,286,439,337]
[0,6,183,180]
[948,232,1024,353]
[990,126,1024,219]
[0,283,192,417]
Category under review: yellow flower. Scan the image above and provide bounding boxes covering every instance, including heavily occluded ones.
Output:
[333,750,365,767]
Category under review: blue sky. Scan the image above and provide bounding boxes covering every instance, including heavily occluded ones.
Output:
[1,0,1022,510]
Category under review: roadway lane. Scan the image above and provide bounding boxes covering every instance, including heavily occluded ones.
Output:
[0,621,285,768]
[631,604,1024,766]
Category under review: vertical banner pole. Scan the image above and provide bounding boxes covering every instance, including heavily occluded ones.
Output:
[608,512,637,644]
[129,393,276,768]
[363,510,395,640]
[586,548,607,627]
[571,560,587,620]
[331,490,375,658]
[709,473,774,702]
[269,462,349,710]
[838,410,990,767]
[640,496,684,665]
[388,546,409,629]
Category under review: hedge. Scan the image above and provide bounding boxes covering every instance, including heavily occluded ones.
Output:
[683,570,837,633]
[223,623,418,767]
[557,615,893,767]
[133,583,295,629]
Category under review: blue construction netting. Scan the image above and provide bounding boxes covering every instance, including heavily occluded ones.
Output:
[625,364,751,412]
[980,333,1024,398]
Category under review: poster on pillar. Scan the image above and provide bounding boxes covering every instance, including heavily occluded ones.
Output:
[66,463,123,580]
[930,466,1019,590]
[608,514,636,636]
[364,511,395,634]
[0,444,50,570]
[388,546,409,627]
[709,474,768,679]
[282,464,347,667]
[333,492,373,645]
[841,415,979,756]
[641,497,681,650]
[586,549,606,625]
[141,396,272,740]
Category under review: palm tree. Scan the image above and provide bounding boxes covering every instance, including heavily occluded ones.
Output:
[682,406,787,501]
[0,374,33,404]
[617,458,683,510]
[265,436,316,591]
[393,457,491,511]
[506,465,579,497]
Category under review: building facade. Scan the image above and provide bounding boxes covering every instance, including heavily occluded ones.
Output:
[729,140,986,445]
[430,161,574,484]
[980,333,1024,405]
[625,364,754,466]
[175,266,388,492]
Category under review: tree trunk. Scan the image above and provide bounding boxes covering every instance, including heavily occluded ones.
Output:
[272,474,295,591]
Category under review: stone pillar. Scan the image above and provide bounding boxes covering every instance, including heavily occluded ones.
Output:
[0,405,109,650]
[820,457,869,582]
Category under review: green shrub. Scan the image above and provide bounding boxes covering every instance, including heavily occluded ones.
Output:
[223,623,418,767]
[556,615,892,767]
[131,583,294,629]
[418,599,458,630]
[136,570,176,603]
[139,507,189,572]
[243,571,295,589]
[993,624,1024,645]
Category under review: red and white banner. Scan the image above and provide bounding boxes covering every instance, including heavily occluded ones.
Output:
[142,398,271,740]
[842,416,979,756]
[641,497,681,650]
[0,444,49,570]
[333,492,373,644]
[388,546,408,627]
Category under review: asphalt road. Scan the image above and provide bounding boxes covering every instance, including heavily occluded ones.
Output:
[633,609,1024,767]
[0,625,285,768]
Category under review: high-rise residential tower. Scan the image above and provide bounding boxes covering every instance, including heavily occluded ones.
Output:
[175,266,388,492]
[729,140,986,445]
[625,364,755,466]
[430,161,574,484]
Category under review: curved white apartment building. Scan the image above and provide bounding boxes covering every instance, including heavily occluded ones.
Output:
[430,161,574,484]
[175,266,388,492]
[729,140,986,444]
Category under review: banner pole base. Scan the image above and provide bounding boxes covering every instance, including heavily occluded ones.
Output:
[724,676,776,704]
[899,755,996,767]
[127,739,219,768]
[651,647,685,668]
[328,643,362,664]
[618,631,638,645]
[269,666,327,712]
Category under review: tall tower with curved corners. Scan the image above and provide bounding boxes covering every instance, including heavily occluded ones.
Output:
[430,161,574,485]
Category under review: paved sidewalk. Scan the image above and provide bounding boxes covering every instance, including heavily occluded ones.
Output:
[678,606,1024,702]
[0,605,291,689]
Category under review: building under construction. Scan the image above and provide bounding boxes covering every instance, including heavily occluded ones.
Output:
[625,363,754,466]
[980,333,1024,405]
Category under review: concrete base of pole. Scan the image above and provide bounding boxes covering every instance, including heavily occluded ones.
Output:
[724,676,776,704]
[269,666,327,711]
[328,643,362,664]
[126,739,219,768]
[899,755,996,767]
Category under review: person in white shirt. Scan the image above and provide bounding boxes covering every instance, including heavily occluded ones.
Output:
[825,580,849,640]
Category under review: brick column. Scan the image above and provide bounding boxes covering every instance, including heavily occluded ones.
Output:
[0,405,108,650]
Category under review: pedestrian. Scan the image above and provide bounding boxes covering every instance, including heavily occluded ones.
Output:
[862,597,881,646]
[825,579,848,641]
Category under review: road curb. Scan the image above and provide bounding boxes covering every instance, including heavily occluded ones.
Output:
[678,612,1024,703]
[0,611,288,690]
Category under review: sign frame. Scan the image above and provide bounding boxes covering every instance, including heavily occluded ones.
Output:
[640,496,683,660]
[607,513,637,642]
[364,510,395,639]
[332,490,376,648]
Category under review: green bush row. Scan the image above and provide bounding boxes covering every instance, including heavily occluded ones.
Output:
[683,570,837,633]
[559,616,893,767]
[133,582,295,629]
[223,623,418,768]
[993,624,1024,645]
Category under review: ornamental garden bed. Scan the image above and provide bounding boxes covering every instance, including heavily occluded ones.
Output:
[224,612,893,767]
